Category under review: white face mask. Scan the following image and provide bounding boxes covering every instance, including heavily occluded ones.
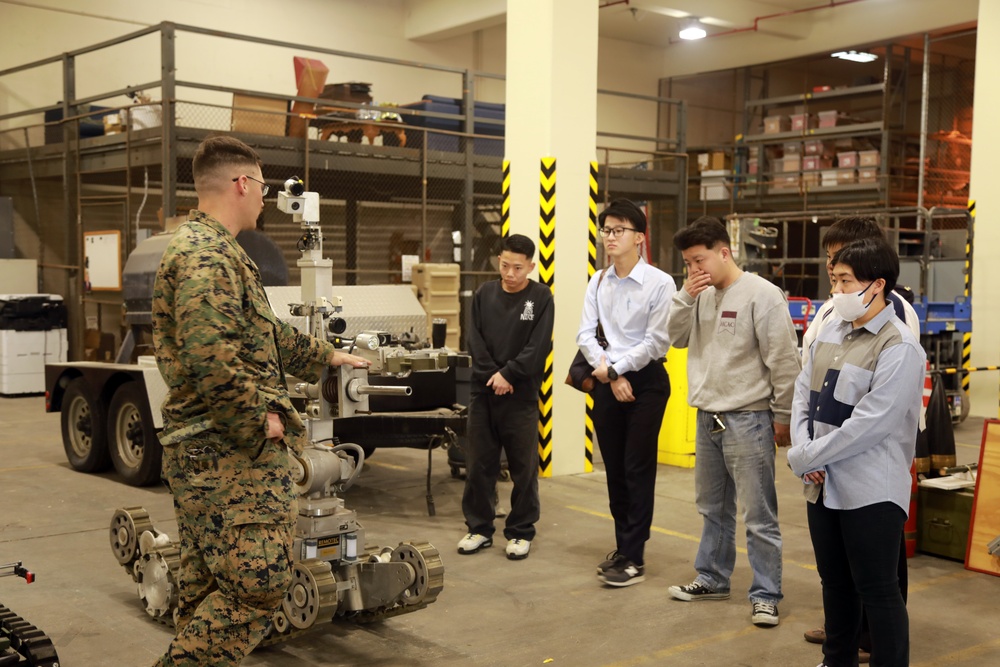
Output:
[831,282,874,322]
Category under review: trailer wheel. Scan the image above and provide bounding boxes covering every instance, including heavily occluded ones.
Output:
[61,377,111,473]
[109,381,162,486]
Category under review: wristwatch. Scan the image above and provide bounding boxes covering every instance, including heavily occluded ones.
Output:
[607,366,619,381]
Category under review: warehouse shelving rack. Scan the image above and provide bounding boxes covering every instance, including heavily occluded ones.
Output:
[0,22,688,358]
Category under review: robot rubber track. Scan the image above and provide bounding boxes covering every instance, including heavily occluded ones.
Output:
[0,603,61,667]
[109,505,444,649]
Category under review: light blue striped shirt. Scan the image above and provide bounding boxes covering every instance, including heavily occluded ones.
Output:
[576,259,675,375]
[787,305,926,514]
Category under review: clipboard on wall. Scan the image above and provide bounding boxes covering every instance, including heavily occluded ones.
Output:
[84,230,122,291]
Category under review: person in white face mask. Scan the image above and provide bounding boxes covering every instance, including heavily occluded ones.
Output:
[800,217,922,664]
[788,237,925,667]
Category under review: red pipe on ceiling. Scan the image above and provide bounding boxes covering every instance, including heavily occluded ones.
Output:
[699,0,870,40]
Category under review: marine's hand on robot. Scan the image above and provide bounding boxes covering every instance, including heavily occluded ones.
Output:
[331,350,371,368]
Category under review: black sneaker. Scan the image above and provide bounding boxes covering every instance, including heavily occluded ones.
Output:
[596,550,626,575]
[751,601,779,627]
[599,559,645,587]
[667,580,731,601]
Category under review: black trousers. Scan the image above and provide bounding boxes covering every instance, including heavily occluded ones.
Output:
[808,496,909,667]
[462,392,540,541]
[859,533,908,653]
[591,362,670,566]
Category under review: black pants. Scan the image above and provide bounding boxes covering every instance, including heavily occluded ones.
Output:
[591,362,669,566]
[859,533,908,653]
[808,496,909,667]
[462,392,540,541]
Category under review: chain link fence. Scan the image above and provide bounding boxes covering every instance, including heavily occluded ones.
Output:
[920,31,976,213]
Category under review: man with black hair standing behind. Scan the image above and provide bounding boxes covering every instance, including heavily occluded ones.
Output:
[577,199,674,587]
[458,233,554,561]
[789,237,924,667]
[801,216,922,663]
[666,216,800,627]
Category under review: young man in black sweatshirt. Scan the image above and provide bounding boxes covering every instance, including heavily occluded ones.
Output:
[458,233,555,560]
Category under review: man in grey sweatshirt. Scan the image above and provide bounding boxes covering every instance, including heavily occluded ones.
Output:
[665,216,801,628]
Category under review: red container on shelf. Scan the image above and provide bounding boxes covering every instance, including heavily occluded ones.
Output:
[837,151,858,168]
[818,110,840,128]
[790,113,815,131]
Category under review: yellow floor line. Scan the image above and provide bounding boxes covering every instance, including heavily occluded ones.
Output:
[566,504,817,572]
[912,636,1000,666]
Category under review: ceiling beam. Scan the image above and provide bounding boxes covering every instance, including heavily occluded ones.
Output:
[403,0,506,42]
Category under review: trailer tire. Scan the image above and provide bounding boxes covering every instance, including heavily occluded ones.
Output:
[108,381,162,486]
[61,377,111,473]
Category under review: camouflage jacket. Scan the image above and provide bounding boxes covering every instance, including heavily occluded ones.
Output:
[152,210,334,454]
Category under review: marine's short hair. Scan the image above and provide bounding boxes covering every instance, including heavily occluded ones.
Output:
[192,134,261,182]
[672,216,730,252]
[501,233,535,260]
[832,237,899,297]
[823,216,886,250]
[598,199,647,234]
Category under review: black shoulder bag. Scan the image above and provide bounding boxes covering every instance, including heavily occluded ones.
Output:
[565,268,609,393]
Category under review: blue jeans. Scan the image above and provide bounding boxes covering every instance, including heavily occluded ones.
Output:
[692,410,783,603]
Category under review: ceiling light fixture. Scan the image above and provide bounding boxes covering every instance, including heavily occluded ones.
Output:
[679,18,707,41]
[831,50,878,63]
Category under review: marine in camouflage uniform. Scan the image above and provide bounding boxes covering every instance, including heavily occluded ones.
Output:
[151,136,365,666]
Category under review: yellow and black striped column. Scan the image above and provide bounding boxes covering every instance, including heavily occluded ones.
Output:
[537,157,556,476]
[584,161,599,473]
[964,200,974,402]
[501,160,511,239]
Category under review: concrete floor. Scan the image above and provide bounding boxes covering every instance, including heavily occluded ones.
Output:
[2,395,999,667]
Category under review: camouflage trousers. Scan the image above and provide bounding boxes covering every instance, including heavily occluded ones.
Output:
[154,434,296,667]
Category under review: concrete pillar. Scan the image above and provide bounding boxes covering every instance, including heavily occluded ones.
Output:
[506,0,598,475]
[968,3,1000,419]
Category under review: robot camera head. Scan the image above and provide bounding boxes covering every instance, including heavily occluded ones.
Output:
[284,177,305,197]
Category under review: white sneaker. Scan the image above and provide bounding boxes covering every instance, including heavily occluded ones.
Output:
[457,533,493,554]
[505,538,531,560]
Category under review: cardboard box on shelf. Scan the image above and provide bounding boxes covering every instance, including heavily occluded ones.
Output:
[821,169,839,187]
[294,57,329,99]
[858,167,878,183]
[858,150,881,167]
[837,151,858,168]
[804,139,834,156]
[818,110,841,128]
[837,168,857,184]
[231,94,287,136]
[697,151,730,171]
[802,155,834,171]
[289,56,330,138]
[790,113,815,131]
[782,141,801,155]
[802,172,820,189]
[700,169,729,201]
[103,112,123,135]
[782,155,801,172]
[770,173,800,193]
[748,158,758,175]
[764,115,790,134]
